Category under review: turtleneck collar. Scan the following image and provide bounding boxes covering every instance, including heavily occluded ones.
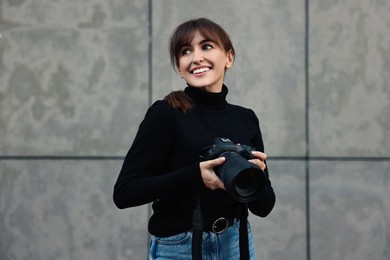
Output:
[184,84,228,109]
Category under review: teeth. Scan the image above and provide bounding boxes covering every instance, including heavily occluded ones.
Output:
[193,67,210,74]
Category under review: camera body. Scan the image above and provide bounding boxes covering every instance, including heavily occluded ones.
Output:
[201,137,266,202]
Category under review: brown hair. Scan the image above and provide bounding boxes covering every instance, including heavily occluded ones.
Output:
[165,18,235,112]
[169,18,235,69]
[164,90,193,113]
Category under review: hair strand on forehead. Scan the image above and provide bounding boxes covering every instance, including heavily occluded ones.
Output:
[165,18,234,113]
[169,18,235,70]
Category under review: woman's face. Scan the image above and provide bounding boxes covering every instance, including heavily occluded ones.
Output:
[177,31,234,93]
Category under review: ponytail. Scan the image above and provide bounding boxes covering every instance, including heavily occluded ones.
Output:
[164,91,193,113]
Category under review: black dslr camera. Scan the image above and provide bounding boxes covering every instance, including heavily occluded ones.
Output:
[201,137,266,202]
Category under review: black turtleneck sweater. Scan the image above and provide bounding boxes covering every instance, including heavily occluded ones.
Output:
[114,85,275,236]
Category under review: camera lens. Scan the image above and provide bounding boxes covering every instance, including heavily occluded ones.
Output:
[216,152,265,202]
[234,169,259,197]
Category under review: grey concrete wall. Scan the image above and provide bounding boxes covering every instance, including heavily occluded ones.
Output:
[0,0,389,260]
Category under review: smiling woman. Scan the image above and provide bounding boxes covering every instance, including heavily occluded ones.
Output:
[168,20,234,93]
[176,31,234,93]
[114,18,275,260]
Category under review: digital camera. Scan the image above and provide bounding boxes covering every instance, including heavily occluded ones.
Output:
[201,137,266,202]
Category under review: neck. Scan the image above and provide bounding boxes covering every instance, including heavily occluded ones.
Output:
[204,84,223,93]
[185,84,228,110]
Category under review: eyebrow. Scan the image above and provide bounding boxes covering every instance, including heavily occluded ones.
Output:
[181,38,214,48]
[199,39,213,44]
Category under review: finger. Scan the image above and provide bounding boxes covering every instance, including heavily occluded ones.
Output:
[258,160,267,171]
[216,181,226,191]
[205,157,226,168]
[251,151,267,161]
[203,171,225,191]
[209,178,225,190]
[249,159,267,171]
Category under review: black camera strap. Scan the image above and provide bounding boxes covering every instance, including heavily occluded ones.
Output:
[192,194,203,260]
[239,203,250,260]
[191,194,250,260]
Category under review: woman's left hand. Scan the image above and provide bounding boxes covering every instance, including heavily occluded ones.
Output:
[249,151,267,171]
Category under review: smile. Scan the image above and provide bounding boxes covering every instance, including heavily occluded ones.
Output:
[192,67,210,74]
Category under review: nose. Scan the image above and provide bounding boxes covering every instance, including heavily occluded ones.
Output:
[192,48,204,63]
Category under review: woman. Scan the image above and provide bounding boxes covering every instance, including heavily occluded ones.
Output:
[114,18,275,259]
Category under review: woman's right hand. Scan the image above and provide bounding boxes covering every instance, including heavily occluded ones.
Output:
[199,157,226,191]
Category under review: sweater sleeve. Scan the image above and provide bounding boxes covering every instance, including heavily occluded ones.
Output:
[113,101,203,209]
[247,109,276,217]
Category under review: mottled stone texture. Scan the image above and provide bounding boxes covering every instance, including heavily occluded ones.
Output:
[310,161,390,260]
[249,161,307,259]
[0,0,389,259]
[310,0,390,157]
[0,160,149,260]
[0,0,148,156]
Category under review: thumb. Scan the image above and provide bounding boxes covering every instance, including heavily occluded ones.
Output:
[207,157,226,167]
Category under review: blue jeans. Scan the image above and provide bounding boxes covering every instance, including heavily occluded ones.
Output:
[148,220,256,260]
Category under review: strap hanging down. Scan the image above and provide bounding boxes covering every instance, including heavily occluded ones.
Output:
[239,203,250,260]
[192,194,203,260]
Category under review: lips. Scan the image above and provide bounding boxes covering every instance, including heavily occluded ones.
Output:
[192,67,210,75]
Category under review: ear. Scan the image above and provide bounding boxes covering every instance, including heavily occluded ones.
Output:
[176,62,183,77]
[225,50,234,69]
[176,65,182,77]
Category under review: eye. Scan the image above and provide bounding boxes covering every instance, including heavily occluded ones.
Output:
[202,43,214,50]
[180,47,191,56]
